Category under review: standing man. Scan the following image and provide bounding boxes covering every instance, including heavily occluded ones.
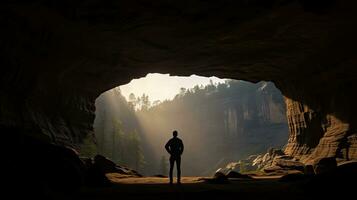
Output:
[165,130,184,184]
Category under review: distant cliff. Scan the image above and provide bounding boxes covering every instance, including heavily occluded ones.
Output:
[135,81,288,175]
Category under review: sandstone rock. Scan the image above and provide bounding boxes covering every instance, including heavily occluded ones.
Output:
[243,163,259,172]
[218,159,259,175]
[225,162,241,172]
[93,154,142,177]
[268,148,285,157]
[94,154,118,173]
[226,171,252,179]
[214,167,230,175]
[26,141,86,194]
[211,171,229,184]
[251,148,291,171]
[257,149,306,174]
[263,166,283,173]
[84,160,112,187]
[304,165,315,175]
[279,173,306,182]
[336,160,357,177]
[252,155,264,168]
[246,155,259,162]
[273,156,305,171]
[306,160,357,196]
[313,157,337,174]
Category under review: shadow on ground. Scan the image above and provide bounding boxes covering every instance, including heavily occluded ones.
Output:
[75,176,306,200]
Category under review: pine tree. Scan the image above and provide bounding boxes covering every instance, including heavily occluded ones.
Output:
[128,130,145,171]
[128,93,137,110]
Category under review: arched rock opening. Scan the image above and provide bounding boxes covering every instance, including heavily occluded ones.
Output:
[1,0,356,165]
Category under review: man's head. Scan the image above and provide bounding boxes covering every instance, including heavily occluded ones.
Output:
[173,130,178,137]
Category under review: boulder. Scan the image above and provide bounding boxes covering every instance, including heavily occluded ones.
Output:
[304,165,315,175]
[120,167,143,177]
[215,167,231,175]
[224,162,241,172]
[313,157,337,174]
[85,160,112,187]
[226,171,252,179]
[246,155,259,162]
[26,142,86,195]
[94,155,118,173]
[211,171,229,184]
[273,156,305,171]
[93,154,142,177]
[279,173,306,182]
[252,155,264,168]
[252,148,287,170]
[335,160,357,178]
[269,148,285,157]
[263,165,283,173]
[306,160,357,196]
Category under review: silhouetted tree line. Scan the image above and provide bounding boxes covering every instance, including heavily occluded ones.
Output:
[135,80,288,175]
[85,88,146,172]
[85,80,288,176]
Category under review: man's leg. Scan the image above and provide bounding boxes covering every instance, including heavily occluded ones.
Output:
[169,156,174,184]
[176,156,181,184]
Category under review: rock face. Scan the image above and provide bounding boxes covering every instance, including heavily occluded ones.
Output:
[313,157,337,174]
[255,148,305,173]
[10,134,86,196]
[252,148,285,170]
[92,154,142,176]
[284,97,357,164]
[305,160,357,196]
[218,148,305,175]
[1,0,357,168]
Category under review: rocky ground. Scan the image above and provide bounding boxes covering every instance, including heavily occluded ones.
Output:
[75,175,305,200]
[72,163,356,200]
[13,147,355,200]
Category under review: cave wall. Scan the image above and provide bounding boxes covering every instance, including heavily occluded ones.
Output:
[1,0,357,163]
[282,81,357,164]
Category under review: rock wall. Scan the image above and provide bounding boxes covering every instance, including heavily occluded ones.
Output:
[1,0,357,163]
[283,86,357,164]
[221,82,288,153]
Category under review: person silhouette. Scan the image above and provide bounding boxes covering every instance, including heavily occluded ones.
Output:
[165,130,184,184]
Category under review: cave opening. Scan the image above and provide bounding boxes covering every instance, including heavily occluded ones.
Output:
[3,0,357,198]
[84,73,289,178]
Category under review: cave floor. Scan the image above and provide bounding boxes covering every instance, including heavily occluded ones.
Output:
[75,175,307,200]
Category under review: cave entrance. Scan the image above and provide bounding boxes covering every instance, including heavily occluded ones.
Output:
[83,73,289,177]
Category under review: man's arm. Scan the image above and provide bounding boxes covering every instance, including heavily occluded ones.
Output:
[180,140,184,155]
[165,140,171,154]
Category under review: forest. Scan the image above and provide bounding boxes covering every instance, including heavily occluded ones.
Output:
[81,80,288,176]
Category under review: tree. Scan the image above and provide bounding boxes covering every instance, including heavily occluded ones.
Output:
[179,87,186,96]
[112,119,125,163]
[128,93,137,109]
[140,94,151,110]
[127,130,145,171]
[152,100,161,107]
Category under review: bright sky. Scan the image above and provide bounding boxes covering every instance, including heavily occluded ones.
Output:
[120,73,226,102]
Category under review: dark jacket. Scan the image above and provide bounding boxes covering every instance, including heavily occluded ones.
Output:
[165,137,184,157]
